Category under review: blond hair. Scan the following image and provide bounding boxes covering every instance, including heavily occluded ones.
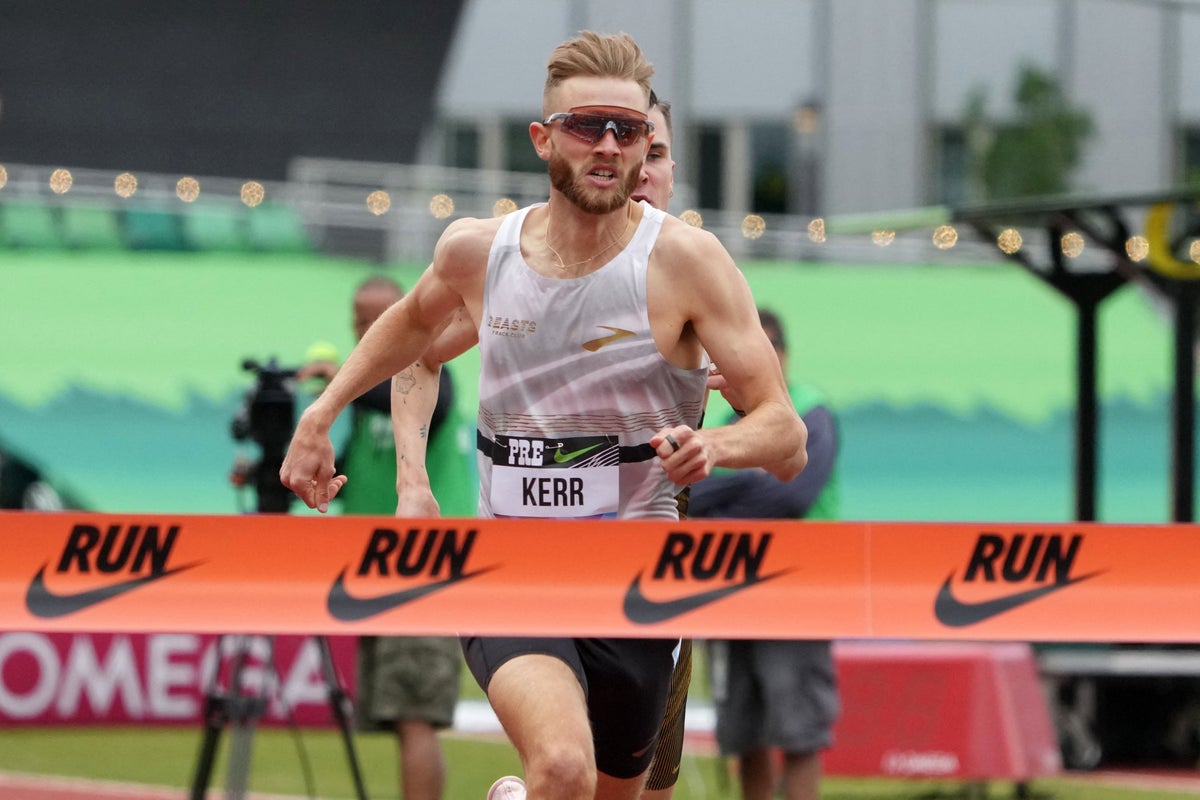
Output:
[543,31,654,112]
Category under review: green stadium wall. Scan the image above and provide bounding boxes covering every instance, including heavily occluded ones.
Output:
[0,250,1186,522]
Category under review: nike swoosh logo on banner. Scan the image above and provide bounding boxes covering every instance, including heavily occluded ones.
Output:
[326,566,496,622]
[582,327,635,352]
[25,562,202,619]
[623,568,791,625]
[554,443,603,463]
[933,569,1105,627]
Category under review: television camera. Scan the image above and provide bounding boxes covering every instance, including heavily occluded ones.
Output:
[229,357,298,513]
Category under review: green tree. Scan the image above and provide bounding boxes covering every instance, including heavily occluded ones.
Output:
[964,64,1094,202]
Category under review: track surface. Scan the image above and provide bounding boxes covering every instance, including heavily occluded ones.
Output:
[6,767,1200,800]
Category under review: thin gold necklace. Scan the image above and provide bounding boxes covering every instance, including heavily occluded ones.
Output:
[545,202,633,272]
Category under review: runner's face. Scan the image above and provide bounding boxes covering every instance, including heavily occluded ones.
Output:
[632,106,673,212]
[542,77,649,214]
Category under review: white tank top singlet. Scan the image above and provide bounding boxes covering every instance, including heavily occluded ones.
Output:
[475,202,708,521]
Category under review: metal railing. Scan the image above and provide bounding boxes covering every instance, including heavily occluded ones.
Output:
[0,158,1035,268]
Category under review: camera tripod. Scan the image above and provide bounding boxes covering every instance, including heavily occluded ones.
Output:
[188,634,368,800]
[191,356,368,799]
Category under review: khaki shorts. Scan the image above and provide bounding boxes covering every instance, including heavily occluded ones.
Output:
[355,635,462,731]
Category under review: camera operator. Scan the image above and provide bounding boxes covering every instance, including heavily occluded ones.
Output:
[297,276,462,515]
[230,357,303,513]
[298,274,470,800]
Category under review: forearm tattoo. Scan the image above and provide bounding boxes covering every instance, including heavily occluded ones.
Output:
[393,366,430,443]
[393,367,417,395]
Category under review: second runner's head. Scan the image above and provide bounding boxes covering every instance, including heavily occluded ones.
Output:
[633,91,675,213]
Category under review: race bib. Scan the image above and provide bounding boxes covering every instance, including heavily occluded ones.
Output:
[489,434,619,518]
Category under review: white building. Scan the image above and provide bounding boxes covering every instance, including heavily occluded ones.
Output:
[424,0,1200,215]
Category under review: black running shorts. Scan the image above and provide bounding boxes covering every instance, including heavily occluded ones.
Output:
[461,635,678,779]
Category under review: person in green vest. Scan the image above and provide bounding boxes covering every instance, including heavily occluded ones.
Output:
[297,274,474,800]
[692,307,840,800]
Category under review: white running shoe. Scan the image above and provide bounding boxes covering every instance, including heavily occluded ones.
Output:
[487,775,527,800]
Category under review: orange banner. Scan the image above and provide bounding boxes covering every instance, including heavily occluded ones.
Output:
[1,511,1197,641]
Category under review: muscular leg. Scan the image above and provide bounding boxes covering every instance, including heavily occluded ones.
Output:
[487,654,650,800]
[487,654,596,800]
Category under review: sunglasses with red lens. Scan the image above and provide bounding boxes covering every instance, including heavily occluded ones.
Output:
[542,107,655,147]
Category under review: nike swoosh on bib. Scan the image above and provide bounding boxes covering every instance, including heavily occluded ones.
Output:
[933,569,1105,627]
[25,562,202,619]
[554,443,603,463]
[582,326,635,352]
[623,568,791,625]
[326,565,496,622]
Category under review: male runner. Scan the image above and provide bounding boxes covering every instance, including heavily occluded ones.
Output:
[280,31,807,800]
[388,93,694,800]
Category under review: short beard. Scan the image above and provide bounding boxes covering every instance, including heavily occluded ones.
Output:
[548,149,639,215]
